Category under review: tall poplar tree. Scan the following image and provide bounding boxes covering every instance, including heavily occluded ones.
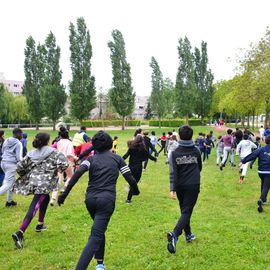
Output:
[24,36,43,129]
[150,57,165,127]
[69,17,96,121]
[40,32,66,130]
[175,37,196,123]
[108,29,135,130]
[194,41,214,120]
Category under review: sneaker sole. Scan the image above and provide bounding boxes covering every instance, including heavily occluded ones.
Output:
[35,227,47,233]
[186,236,196,243]
[167,233,176,254]
[12,234,23,249]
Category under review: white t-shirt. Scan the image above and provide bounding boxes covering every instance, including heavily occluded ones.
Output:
[259,127,265,136]
[236,140,257,159]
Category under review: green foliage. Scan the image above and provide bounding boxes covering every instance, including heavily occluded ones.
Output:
[194,42,215,119]
[149,119,202,127]
[40,32,67,130]
[23,36,43,126]
[150,57,165,122]
[163,77,175,116]
[69,17,96,121]
[81,120,141,127]
[175,37,196,121]
[108,29,135,129]
[144,100,153,120]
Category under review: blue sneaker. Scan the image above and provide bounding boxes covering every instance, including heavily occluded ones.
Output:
[186,233,196,243]
[167,232,177,253]
[96,264,105,270]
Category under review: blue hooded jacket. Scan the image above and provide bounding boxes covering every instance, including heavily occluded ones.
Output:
[241,145,270,174]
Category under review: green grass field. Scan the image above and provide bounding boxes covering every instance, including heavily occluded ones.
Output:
[0,127,269,270]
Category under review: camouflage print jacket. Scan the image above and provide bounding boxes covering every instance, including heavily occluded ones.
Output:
[13,150,69,195]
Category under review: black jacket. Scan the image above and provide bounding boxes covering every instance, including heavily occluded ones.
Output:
[143,136,157,154]
[169,140,202,191]
[123,148,156,166]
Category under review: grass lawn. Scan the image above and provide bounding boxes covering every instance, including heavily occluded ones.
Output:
[0,126,269,270]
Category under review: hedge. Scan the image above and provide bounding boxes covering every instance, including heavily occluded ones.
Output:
[149,119,203,127]
[81,120,141,128]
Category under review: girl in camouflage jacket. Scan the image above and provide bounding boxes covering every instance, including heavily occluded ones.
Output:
[12,133,69,249]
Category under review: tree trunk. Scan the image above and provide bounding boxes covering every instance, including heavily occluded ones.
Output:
[265,99,270,128]
[35,123,39,130]
[252,110,255,130]
[241,116,245,128]
[121,116,125,130]
[185,115,189,125]
[247,114,250,129]
[158,117,161,128]
[53,120,56,131]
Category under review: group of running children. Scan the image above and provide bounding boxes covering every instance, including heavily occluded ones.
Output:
[0,124,270,270]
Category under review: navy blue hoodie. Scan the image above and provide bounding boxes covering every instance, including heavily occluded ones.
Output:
[241,145,270,174]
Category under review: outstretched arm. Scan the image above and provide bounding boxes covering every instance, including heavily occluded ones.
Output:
[58,160,89,205]
[79,146,94,160]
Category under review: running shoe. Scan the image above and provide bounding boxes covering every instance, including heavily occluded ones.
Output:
[12,231,23,249]
[258,199,263,213]
[35,224,48,232]
[167,232,177,253]
[186,233,196,243]
[6,201,17,207]
[96,264,105,270]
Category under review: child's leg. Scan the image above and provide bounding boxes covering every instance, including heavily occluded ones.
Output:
[230,149,234,165]
[126,165,142,201]
[221,148,229,165]
[260,174,270,202]
[216,151,221,165]
[51,172,64,201]
[64,164,73,187]
[38,194,50,224]
[76,196,114,270]
[173,186,200,238]
[241,163,249,177]
[20,194,48,233]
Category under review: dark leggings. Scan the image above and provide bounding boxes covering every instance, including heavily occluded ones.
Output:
[259,174,270,202]
[158,142,166,155]
[127,164,142,201]
[20,194,50,232]
[75,196,115,270]
[174,185,200,237]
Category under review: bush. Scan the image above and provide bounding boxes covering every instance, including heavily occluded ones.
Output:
[149,119,203,127]
[81,120,141,127]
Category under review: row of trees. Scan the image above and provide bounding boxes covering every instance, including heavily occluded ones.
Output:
[149,37,214,126]
[212,28,270,128]
[22,17,134,130]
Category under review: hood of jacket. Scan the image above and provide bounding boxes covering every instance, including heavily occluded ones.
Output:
[178,140,195,147]
[27,146,56,164]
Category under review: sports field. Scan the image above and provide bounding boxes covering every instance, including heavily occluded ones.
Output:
[0,127,269,270]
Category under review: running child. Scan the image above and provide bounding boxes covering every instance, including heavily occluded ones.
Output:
[0,128,23,207]
[20,133,28,157]
[241,135,270,212]
[12,133,69,249]
[167,125,202,254]
[0,130,5,187]
[259,126,265,142]
[123,135,157,203]
[236,134,257,183]
[216,136,224,166]
[57,131,140,270]
[158,132,167,155]
[220,129,236,170]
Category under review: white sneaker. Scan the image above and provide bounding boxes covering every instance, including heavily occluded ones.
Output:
[96,264,105,270]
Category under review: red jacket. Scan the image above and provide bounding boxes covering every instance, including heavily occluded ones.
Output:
[74,142,94,158]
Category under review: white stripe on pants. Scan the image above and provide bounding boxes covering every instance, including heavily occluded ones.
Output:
[221,147,234,165]
[0,162,17,202]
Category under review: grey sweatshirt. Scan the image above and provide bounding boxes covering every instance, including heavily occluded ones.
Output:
[2,137,23,164]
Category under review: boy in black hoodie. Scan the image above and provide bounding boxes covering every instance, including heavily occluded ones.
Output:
[167,125,202,254]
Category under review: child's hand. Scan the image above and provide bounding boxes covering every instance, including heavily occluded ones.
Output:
[170,191,176,200]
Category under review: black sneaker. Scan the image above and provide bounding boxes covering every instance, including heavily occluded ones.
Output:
[12,231,23,249]
[258,199,263,213]
[167,232,177,254]
[35,224,48,232]
[6,201,17,207]
[126,200,131,204]
[219,164,223,171]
